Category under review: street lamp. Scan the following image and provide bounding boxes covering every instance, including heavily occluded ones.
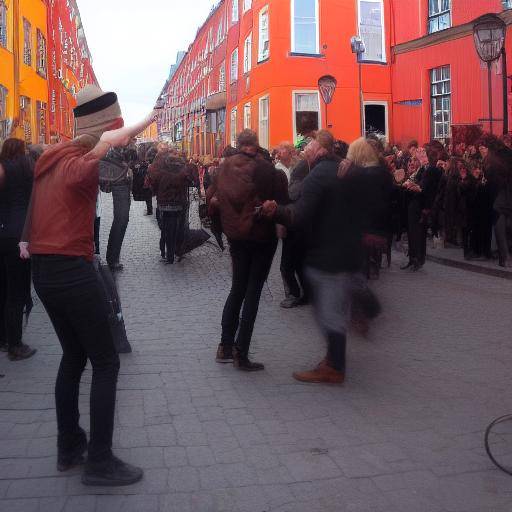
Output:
[473,14,507,134]
[351,35,366,136]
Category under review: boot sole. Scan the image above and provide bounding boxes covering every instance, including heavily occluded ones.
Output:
[216,358,234,363]
[8,349,37,361]
[57,454,86,472]
[81,473,143,487]
[293,374,344,384]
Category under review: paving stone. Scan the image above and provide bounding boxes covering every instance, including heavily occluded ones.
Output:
[0,197,510,511]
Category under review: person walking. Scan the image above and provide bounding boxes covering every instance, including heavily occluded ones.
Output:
[20,84,159,486]
[209,130,288,371]
[148,152,190,264]
[262,132,375,384]
[0,138,37,361]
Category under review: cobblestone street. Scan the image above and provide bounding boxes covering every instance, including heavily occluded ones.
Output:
[0,197,511,512]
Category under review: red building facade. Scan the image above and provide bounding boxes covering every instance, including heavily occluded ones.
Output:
[391,0,512,144]
[47,0,97,142]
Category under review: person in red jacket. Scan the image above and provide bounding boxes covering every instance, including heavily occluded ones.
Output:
[20,85,159,486]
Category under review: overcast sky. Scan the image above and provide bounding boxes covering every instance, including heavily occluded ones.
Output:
[77,0,218,125]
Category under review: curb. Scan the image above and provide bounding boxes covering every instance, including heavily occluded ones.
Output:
[426,254,512,280]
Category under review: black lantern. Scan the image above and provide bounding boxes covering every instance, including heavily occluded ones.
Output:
[473,14,507,134]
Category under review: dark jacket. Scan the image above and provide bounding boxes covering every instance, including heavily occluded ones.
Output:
[209,150,288,242]
[358,164,394,236]
[0,156,34,240]
[288,158,310,202]
[276,156,365,273]
[148,159,190,210]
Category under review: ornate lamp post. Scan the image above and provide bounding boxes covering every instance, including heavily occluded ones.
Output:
[351,36,366,136]
[473,14,507,134]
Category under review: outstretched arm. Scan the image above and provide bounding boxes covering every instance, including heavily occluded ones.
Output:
[86,109,161,161]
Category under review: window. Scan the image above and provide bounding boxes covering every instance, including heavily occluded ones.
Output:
[23,18,32,66]
[230,48,238,83]
[243,33,252,73]
[244,102,251,129]
[230,107,237,146]
[36,101,46,144]
[358,0,385,62]
[232,0,239,23]
[0,1,7,48]
[291,0,319,54]
[219,61,226,91]
[259,96,269,149]
[20,96,32,143]
[430,65,451,140]
[243,0,252,12]
[216,18,224,45]
[428,0,450,34]
[36,30,47,78]
[0,85,8,141]
[293,91,320,140]
[258,6,270,62]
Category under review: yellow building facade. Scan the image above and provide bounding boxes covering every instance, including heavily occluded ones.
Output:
[0,0,49,144]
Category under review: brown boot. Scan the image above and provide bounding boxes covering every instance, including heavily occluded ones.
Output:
[293,361,344,384]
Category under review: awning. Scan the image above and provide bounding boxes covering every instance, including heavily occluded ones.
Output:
[206,92,227,112]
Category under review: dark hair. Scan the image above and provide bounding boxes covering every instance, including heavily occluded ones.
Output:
[27,144,44,162]
[407,140,419,150]
[0,138,26,161]
[477,133,505,152]
[236,129,259,149]
[221,145,238,158]
[333,140,349,159]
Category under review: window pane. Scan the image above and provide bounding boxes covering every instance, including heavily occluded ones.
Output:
[360,1,384,62]
[293,0,318,53]
[295,93,319,111]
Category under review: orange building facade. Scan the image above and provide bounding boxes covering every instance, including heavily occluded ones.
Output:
[391,0,512,145]
[161,0,393,154]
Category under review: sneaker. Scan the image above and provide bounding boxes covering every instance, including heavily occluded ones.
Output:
[280,297,301,309]
[233,347,264,372]
[8,344,37,361]
[57,428,87,472]
[0,343,8,353]
[108,263,124,273]
[293,360,344,384]
[82,455,144,487]
[216,343,234,363]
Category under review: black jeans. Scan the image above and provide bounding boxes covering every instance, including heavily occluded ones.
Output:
[0,238,31,348]
[160,210,185,263]
[32,255,120,462]
[106,183,131,266]
[145,196,153,215]
[94,217,101,255]
[407,202,427,265]
[221,239,278,354]
[280,232,307,299]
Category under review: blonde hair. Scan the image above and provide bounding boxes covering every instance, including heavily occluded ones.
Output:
[347,137,379,167]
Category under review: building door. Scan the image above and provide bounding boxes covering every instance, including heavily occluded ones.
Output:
[364,102,388,138]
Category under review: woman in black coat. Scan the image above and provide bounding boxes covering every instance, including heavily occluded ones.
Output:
[0,138,37,360]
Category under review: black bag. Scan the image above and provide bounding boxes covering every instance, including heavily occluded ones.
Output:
[93,257,132,354]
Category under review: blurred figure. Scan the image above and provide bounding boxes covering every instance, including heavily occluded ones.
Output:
[274,142,299,183]
[0,138,37,361]
[263,131,378,384]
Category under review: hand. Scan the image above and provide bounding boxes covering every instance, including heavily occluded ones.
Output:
[100,128,132,149]
[261,200,278,218]
[337,159,352,179]
[19,242,30,260]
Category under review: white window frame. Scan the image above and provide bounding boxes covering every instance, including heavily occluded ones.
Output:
[258,6,270,63]
[363,100,389,140]
[430,65,451,140]
[292,90,322,142]
[219,61,226,91]
[358,0,386,63]
[244,102,251,129]
[428,0,451,34]
[232,0,239,23]
[258,95,270,150]
[290,0,319,55]
[230,107,238,147]
[230,48,238,83]
[243,33,252,74]
[243,0,252,12]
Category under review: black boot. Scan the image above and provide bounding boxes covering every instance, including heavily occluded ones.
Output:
[233,346,264,372]
[82,455,144,487]
[57,427,87,472]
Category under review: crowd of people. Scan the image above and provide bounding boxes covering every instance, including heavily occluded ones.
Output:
[0,81,511,488]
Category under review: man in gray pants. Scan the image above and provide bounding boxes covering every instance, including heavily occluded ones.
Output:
[101,148,132,271]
